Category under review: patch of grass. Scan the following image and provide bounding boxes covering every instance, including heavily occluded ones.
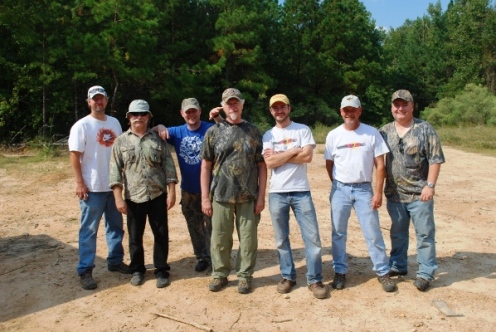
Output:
[0,146,71,182]
[436,126,496,157]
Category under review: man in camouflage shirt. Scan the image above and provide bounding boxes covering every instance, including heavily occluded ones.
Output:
[109,99,178,289]
[200,88,267,294]
[379,90,445,292]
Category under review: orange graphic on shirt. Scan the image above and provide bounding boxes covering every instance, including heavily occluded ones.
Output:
[97,128,117,147]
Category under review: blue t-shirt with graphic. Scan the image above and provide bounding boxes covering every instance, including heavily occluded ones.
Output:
[167,121,213,193]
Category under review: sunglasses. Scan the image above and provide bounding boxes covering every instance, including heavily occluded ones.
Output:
[398,138,404,154]
[128,112,149,117]
[88,87,106,95]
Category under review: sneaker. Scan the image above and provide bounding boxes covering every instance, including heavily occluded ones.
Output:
[413,278,430,291]
[238,279,251,294]
[156,276,169,288]
[208,277,228,292]
[108,262,132,274]
[277,278,296,294]
[80,270,97,290]
[195,260,211,272]
[389,270,407,277]
[331,273,346,290]
[377,273,397,292]
[130,272,145,286]
[308,282,327,299]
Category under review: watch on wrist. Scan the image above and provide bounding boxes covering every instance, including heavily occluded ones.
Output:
[427,182,435,188]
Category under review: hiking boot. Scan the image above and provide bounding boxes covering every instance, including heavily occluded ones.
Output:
[156,276,169,288]
[238,279,251,294]
[108,262,132,274]
[195,260,211,272]
[413,278,430,291]
[130,272,145,286]
[378,273,397,292]
[331,273,346,290]
[308,282,327,299]
[389,270,407,277]
[277,278,296,294]
[80,270,97,290]
[209,277,228,292]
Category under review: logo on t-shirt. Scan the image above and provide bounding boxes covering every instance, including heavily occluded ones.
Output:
[337,142,365,150]
[273,138,298,152]
[179,136,202,165]
[97,128,117,147]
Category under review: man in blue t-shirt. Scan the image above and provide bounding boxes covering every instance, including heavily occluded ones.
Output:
[167,98,213,272]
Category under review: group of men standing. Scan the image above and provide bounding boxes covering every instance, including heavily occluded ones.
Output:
[69,85,444,299]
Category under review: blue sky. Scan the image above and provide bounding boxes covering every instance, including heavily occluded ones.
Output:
[362,0,451,29]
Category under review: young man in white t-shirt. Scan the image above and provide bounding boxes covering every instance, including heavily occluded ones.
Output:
[324,95,396,293]
[262,94,326,300]
[69,86,130,290]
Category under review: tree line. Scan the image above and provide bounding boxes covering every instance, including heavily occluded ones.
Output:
[0,0,495,143]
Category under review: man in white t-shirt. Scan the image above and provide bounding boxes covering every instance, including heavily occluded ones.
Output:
[324,95,396,293]
[262,94,326,300]
[69,85,130,290]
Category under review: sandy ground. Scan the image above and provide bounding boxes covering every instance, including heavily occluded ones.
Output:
[0,145,495,332]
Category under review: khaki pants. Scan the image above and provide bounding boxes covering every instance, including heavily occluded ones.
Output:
[210,200,260,281]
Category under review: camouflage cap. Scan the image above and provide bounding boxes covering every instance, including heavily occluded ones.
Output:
[392,89,414,102]
[181,98,200,111]
[222,88,243,103]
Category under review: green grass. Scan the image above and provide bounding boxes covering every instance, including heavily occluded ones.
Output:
[435,126,496,157]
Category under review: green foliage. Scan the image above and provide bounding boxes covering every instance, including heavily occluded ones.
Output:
[422,83,496,126]
[1,0,496,144]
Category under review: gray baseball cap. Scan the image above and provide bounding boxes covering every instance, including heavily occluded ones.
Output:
[181,98,200,111]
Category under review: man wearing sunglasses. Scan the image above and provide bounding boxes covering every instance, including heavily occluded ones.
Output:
[379,90,445,292]
[70,87,170,290]
[109,99,178,288]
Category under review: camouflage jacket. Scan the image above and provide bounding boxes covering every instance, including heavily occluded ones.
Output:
[109,129,178,203]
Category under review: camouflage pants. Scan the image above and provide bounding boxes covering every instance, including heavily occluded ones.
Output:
[181,191,211,261]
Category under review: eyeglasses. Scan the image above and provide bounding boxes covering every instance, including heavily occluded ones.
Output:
[398,138,404,154]
[128,112,149,117]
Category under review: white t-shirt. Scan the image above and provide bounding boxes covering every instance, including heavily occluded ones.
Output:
[68,114,122,192]
[324,123,389,183]
[262,122,315,193]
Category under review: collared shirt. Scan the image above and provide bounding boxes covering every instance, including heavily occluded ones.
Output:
[201,120,264,203]
[109,129,178,203]
[379,118,445,202]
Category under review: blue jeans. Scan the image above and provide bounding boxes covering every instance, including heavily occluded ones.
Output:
[269,192,323,285]
[387,199,437,281]
[330,181,390,276]
[77,192,124,276]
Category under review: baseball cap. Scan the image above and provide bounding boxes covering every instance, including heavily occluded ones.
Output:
[269,94,290,107]
[222,88,243,103]
[392,89,414,102]
[87,85,107,99]
[126,99,153,118]
[181,98,200,111]
[340,95,361,109]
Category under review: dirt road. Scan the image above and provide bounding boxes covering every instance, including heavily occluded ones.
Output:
[0,146,494,331]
